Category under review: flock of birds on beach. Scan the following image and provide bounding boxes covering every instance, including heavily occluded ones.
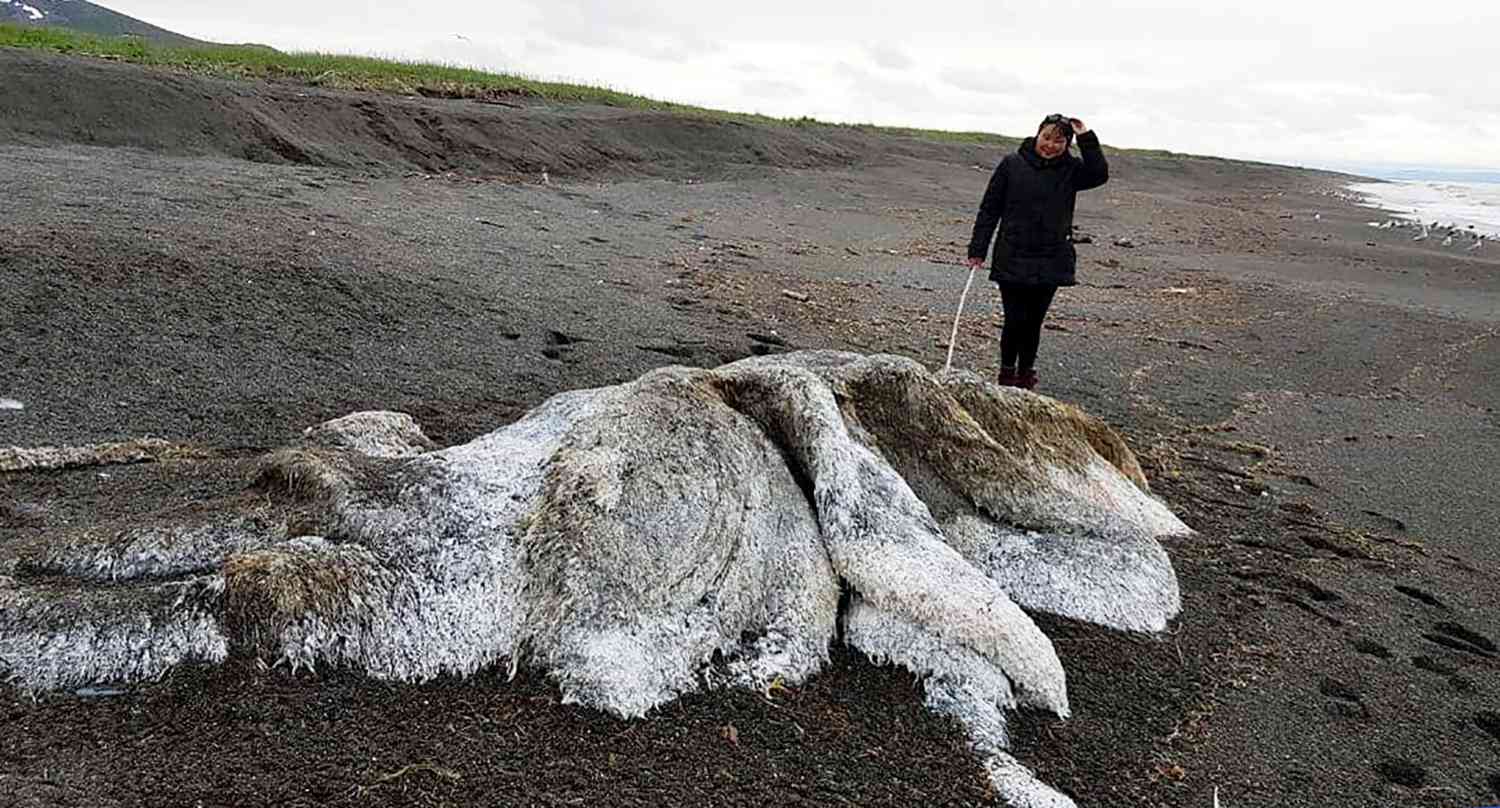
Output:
[1309,187,1489,252]
[1367,217,1487,251]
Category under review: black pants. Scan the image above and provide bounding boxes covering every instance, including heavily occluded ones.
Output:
[998,283,1058,371]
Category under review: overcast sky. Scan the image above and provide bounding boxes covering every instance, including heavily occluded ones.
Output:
[109,1,1499,170]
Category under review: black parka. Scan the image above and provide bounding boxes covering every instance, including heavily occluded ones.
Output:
[967,130,1109,286]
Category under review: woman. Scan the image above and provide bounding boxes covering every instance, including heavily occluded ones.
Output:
[965,114,1109,390]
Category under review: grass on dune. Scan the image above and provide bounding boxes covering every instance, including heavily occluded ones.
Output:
[2,22,1300,166]
[0,22,1016,147]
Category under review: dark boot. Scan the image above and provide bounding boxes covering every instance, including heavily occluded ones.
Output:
[998,366,1021,387]
[1017,369,1039,390]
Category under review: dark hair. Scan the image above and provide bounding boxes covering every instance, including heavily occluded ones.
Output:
[1038,113,1075,142]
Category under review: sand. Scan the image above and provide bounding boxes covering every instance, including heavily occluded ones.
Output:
[2,47,1498,807]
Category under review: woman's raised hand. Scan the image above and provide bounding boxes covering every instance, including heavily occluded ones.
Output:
[1069,118,1090,135]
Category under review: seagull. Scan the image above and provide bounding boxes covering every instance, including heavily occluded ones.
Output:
[1314,212,1322,221]
[1442,234,1454,247]
[454,33,471,42]
[1468,236,1485,252]
[1413,224,1430,242]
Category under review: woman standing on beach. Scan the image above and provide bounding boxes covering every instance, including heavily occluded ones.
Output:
[965,114,1109,390]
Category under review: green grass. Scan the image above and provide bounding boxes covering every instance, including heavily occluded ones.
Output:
[0,23,669,104]
[1,22,1019,147]
[5,23,1299,167]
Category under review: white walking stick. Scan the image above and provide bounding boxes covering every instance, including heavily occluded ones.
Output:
[943,265,978,373]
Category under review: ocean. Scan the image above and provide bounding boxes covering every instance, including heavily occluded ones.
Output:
[1344,169,1500,239]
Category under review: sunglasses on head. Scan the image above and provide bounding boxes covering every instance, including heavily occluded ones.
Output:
[1043,114,1074,128]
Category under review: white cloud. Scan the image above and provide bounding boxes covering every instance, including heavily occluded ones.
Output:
[741,78,807,100]
[939,66,1026,97]
[868,42,912,71]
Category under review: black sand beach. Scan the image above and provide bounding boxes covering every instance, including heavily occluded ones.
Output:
[2,49,1499,807]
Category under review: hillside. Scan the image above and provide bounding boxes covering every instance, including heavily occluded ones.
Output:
[1,0,205,45]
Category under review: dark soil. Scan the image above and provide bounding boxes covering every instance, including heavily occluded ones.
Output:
[1,653,998,808]
[3,48,1500,807]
